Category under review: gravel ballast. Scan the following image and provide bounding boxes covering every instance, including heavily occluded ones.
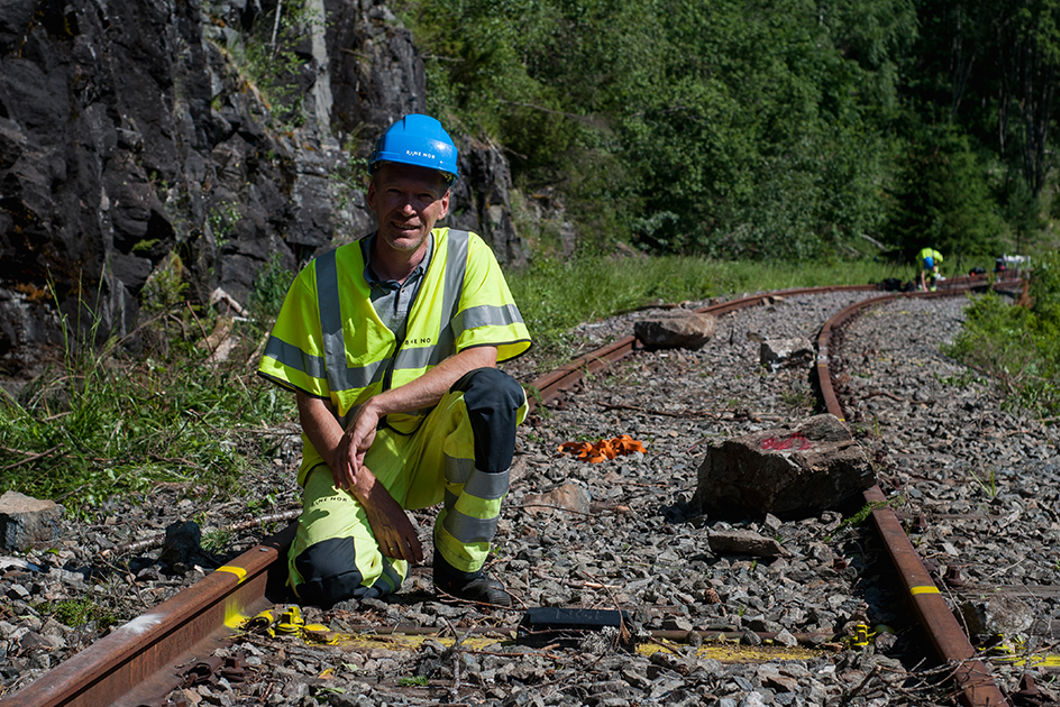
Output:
[2,287,1058,705]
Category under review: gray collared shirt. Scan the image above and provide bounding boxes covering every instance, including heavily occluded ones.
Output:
[360,233,434,343]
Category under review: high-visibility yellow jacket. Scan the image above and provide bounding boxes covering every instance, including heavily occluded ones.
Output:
[258,228,531,482]
[916,247,943,269]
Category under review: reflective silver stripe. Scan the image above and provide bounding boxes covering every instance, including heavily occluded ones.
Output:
[330,360,390,392]
[453,303,524,333]
[444,489,459,511]
[376,558,404,592]
[317,249,390,392]
[445,455,475,485]
[464,468,509,500]
[443,508,499,544]
[263,335,328,379]
[434,229,469,357]
[316,250,344,393]
[335,359,388,392]
[316,230,470,395]
[393,345,440,372]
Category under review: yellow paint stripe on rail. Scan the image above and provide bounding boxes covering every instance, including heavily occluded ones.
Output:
[216,565,248,583]
[910,585,940,595]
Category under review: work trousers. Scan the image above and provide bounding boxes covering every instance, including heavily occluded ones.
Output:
[288,367,527,608]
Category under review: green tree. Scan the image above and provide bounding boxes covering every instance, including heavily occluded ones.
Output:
[884,122,1005,258]
[394,0,1050,259]
[912,0,1060,196]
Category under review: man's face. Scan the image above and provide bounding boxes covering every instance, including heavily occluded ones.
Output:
[367,163,451,257]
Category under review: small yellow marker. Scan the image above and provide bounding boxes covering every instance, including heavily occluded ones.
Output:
[910,585,940,595]
[216,565,247,584]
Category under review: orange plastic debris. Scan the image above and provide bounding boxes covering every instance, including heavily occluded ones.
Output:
[557,435,647,462]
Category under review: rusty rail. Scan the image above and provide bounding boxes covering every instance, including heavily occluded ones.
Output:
[815,283,1011,707]
[4,277,1021,705]
[2,526,294,706]
[529,284,881,406]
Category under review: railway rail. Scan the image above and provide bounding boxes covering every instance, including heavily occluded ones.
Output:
[2,275,1037,706]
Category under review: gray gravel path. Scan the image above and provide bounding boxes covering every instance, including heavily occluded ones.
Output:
[2,287,1058,705]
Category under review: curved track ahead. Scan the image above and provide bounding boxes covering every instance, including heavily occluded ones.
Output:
[3,276,1023,707]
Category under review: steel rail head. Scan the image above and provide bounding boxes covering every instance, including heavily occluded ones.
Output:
[3,524,295,707]
[816,290,1010,707]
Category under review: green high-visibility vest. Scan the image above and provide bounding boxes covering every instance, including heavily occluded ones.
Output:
[258,228,531,478]
[916,247,943,269]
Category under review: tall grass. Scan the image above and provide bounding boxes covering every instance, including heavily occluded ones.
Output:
[0,277,295,515]
[507,254,902,364]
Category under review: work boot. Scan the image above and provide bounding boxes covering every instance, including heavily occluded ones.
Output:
[433,550,512,607]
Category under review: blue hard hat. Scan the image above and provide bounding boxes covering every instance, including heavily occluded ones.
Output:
[923,256,934,269]
[369,114,458,182]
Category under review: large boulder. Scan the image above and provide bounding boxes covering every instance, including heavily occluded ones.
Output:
[0,491,63,552]
[691,414,875,519]
[634,312,717,351]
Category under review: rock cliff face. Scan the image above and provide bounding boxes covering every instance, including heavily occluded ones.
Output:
[0,0,524,374]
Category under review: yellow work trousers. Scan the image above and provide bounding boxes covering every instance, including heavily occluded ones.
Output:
[288,379,527,600]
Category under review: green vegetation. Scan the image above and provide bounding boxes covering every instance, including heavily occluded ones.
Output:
[840,499,902,529]
[207,0,315,131]
[202,527,235,554]
[394,0,1060,261]
[0,279,295,513]
[249,252,298,327]
[35,598,118,629]
[944,252,1060,419]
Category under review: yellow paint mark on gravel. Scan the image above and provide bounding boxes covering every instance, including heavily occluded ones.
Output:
[327,632,505,652]
[320,632,826,662]
[637,639,823,662]
[985,651,1060,669]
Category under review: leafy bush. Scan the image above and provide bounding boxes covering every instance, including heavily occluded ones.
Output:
[944,251,1060,418]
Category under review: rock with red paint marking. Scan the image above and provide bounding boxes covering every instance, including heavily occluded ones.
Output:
[0,491,63,552]
[691,414,874,519]
[633,312,717,351]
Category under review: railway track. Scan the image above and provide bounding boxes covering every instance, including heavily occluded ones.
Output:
[2,275,1041,706]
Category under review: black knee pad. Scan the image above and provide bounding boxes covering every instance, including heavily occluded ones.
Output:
[450,367,523,471]
[293,536,365,608]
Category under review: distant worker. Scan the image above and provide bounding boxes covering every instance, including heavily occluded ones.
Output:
[994,256,1007,282]
[258,114,532,609]
[916,247,944,292]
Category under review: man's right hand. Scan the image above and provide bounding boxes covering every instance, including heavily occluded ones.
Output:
[360,483,424,563]
[296,391,423,564]
[329,442,424,564]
